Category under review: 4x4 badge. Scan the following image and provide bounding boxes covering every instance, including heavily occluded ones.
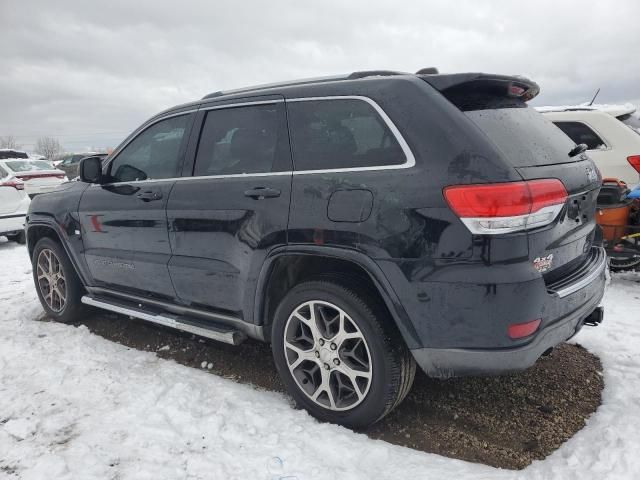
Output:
[533,254,554,273]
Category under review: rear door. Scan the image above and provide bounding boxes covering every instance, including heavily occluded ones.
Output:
[166,97,292,319]
[78,112,194,298]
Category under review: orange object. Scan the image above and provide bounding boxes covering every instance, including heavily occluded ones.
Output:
[597,203,631,243]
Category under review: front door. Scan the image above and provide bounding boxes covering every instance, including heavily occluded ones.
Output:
[79,112,194,298]
[167,98,292,319]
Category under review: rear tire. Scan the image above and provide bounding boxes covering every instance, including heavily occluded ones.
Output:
[271,280,415,429]
[32,237,86,323]
[609,257,640,272]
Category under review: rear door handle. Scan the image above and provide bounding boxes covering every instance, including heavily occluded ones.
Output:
[136,190,163,202]
[244,187,281,199]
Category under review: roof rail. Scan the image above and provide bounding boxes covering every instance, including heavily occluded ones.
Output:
[202,69,413,100]
[202,74,348,99]
[347,70,408,79]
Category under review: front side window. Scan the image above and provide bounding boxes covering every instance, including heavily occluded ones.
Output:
[287,99,406,171]
[109,114,190,182]
[193,103,287,176]
[553,121,607,150]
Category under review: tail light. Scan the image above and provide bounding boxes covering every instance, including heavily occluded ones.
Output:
[628,155,640,173]
[444,179,568,234]
[0,178,25,190]
[507,319,541,339]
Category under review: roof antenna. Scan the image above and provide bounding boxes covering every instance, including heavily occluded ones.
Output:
[588,88,600,106]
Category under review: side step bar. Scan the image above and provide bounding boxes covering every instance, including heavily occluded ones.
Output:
[81,295,246,346]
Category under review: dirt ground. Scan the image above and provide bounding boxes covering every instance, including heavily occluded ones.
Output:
[55,310,604,470]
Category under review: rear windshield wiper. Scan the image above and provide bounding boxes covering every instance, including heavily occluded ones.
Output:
[569,143,588,158]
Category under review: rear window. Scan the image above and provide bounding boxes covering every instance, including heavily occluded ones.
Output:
[465,105,578,167]
[5,160,54,172]
[617,113,640,134]
[553,121,607,150]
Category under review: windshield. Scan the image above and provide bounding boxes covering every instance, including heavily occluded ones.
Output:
[5,160,56,172]
[465,105,577,167]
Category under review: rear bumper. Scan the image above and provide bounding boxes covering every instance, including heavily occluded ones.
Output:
[406,247,607,378]
[412,300,603,378]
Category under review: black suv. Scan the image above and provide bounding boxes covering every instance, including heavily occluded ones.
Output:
[26,70,607,428]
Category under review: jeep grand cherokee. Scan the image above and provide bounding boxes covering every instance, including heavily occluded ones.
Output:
[26,69,606,428]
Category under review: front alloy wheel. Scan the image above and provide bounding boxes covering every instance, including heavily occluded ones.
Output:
[36,248,67,312]
[284,300,372,411]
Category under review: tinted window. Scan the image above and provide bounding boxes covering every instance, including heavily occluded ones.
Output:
[553,122,607,150]
[465,107,577,166]
[0,166,7,178]
[287,99,405,171]
[194,103,287,176]
[110,114,190,182]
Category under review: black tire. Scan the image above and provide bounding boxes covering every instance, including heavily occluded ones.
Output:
[7,231,26,244]
[271,280,415,429]
[609,257,640,272]
[32,237,86,323]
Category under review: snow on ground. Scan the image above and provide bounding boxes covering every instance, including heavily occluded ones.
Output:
[1,240,639,480]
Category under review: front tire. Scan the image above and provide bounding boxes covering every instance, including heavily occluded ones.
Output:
[271,280,415,428]
[32,237,86,323]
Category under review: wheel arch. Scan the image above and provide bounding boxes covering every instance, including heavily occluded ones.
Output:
[26,220,90,286]
[254,246,421,349]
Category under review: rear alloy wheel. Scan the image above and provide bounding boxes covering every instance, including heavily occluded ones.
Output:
[32,237,86,323]
[284,300,372,411]
[272,280,415,428]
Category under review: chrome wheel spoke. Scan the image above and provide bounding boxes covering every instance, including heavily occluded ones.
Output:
[36,249,67,313]
[283,299,372,411]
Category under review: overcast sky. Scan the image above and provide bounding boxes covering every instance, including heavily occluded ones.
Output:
[1,0,639,152]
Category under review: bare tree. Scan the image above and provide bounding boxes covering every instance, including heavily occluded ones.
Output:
[35,136,63,160]
[0,135,20,149]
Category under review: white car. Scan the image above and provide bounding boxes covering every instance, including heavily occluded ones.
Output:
[0,157,68,198]
[0,164,30,243]
[538,104,640,186]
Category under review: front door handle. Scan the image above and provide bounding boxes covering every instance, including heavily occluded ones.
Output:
[136,190,163,202]
[244,187,281,199]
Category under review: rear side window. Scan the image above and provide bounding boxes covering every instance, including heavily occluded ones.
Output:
[110,114,191,182]
[553,121,607,150]
[287,99,405,171]
[465,106,577,167]
[193,103,288,176]
[0,166,7,178]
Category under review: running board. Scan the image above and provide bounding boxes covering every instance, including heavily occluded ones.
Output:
[81,295,246,345]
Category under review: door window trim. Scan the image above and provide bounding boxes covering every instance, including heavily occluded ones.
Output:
[98,95,415,186]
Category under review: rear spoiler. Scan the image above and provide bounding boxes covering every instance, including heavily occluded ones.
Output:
[420,73,540,103]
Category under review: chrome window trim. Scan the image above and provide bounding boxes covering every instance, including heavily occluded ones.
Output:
[97,95,415,187]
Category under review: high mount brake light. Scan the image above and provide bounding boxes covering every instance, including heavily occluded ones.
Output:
[444,179,568,235]
[628,155,640,174]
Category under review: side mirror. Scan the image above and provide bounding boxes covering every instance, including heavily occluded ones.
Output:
[79,156,103,184]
